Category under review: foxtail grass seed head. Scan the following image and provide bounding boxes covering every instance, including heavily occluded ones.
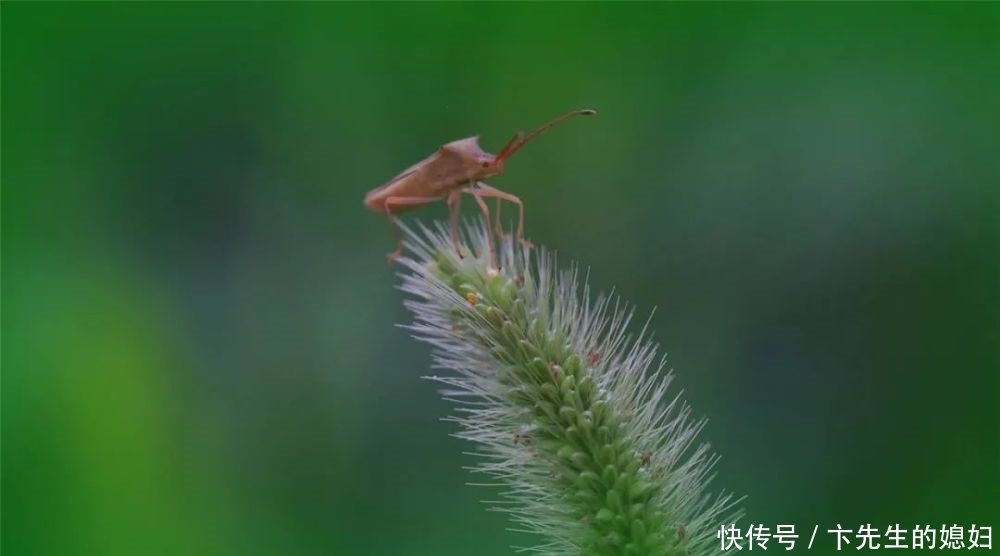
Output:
[395,218,744,556]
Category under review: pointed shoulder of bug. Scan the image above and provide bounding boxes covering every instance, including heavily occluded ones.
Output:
[438,135,489,157]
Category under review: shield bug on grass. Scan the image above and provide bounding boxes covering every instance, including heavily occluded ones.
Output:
[364,108,597,265]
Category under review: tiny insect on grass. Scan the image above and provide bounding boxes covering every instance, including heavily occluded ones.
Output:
[363,108,597,267]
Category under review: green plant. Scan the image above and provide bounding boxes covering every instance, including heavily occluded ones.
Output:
[397,218,743,556]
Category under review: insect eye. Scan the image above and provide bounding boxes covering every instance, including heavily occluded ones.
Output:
[480,160,490,168]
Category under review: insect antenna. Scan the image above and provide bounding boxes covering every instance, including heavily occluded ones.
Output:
[496,108,597,162]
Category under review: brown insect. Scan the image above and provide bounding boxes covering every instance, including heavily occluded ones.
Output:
[364,108,597,265]
[586,349,601,366]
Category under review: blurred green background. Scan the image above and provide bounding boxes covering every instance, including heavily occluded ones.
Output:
[4,3,998,556]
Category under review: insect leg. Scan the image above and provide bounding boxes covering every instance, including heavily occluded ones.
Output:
[474,182,534,249]
[383,195,444,265]
[494,198,504,240]
[446,189,464,259]
[492,196,512,242]
[463,187,499,269]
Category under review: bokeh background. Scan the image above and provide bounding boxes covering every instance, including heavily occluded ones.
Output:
[4,3,998,556]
